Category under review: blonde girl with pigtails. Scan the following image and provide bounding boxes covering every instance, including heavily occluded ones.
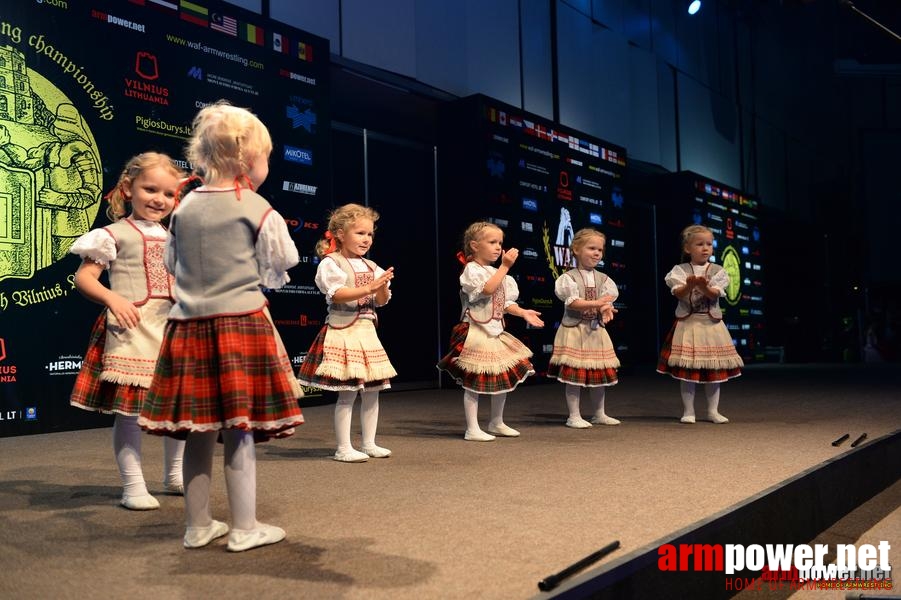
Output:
[297,203,398,463]
[657,224,743,424]
[437,221,544,441]
[139,101,304,552]
[70,152,187,510]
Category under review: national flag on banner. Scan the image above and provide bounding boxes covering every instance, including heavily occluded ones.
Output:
[242,22,264,45]
[180,0,208,26]
[298,41,313,62]
[273,32,289,54]
[131,0,179,13]
[210,12,237,36]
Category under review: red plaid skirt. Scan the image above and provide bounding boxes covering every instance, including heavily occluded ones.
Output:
[546,363,618,387]
[656,320,742,383]
[437,322,534,394]
[70,312,148,415]
[139,311,303,440]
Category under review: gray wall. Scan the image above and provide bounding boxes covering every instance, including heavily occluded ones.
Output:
[231,0,899,283]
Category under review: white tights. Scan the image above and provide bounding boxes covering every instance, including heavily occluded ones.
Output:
[112,414,184,497]
[183,429,256,531]
[463,390,508,432]
[335,390,381,451]
[679,381,722,418]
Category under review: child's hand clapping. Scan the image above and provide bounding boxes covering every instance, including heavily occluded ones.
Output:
[369,267,395,293]
[501,248,519,268]
[521,309,544,328]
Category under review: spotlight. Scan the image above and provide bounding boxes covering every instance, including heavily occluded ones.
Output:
[687,0,701,14]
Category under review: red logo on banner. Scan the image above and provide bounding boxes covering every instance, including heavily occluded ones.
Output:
[135,51,159,80]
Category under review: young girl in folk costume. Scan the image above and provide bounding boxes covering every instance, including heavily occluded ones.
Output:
[657,224,743,424]
[297,204,397,463]
[547,228,621,428]
[139,101,304,552]
[437,222,544,441]
[70,152,186,510]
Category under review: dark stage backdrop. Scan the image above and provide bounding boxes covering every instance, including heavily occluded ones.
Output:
[655,172,765,362]
[438,95,630,378]
[0,0,330,436]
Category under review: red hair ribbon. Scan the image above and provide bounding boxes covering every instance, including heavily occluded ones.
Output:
[324,230,337,254]
[455,250,468,266]
[233,174,254,200]
[174,174,204,207]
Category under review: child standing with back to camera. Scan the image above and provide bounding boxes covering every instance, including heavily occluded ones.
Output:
[437,221,544,441]
[70,152,186,510]
[547,228,621,428]
[657,224,743,423]
[139,101,304,552]
[297,203,397,463]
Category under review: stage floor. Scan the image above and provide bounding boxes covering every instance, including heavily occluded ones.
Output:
[1,364,899,599]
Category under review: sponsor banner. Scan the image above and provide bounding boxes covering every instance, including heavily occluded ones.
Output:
[0,0,330,436]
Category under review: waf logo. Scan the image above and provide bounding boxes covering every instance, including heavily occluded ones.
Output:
[541,208,577,279]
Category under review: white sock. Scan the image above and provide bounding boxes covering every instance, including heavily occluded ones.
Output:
[680,381,696,419]
[183,431,216,528]
[223,429,256,531]
[163,436,185,487]
[565,384,582,419]
[488,393,507,428]
[112,415,148,498]
[335,391,358,452]
[590,386,607,419]
[463,390,481,432]
[360,390,380,448]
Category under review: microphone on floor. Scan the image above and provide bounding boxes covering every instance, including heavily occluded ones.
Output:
[831,433,850,447]
[538,540,621,592]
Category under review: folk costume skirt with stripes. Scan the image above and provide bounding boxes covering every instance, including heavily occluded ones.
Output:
[656,314,743,383]
[547,322,620,387]
[70,298,171,416]
[139,309,303,440]
[437,321,534,395]
[297,319,396,392]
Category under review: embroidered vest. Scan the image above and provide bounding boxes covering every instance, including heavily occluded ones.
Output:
[168,189,272,319]
[674,262,723,320]
[104,219,173,306]
[461,264,506,324]
[325,254,378,329]
[559,268,608,327]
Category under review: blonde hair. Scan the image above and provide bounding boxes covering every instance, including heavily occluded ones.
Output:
[315,203,380,257]
[680,224,714,259]
[105,152,185,221]
[185,100,272,184]
[461,221,502,260]
[571,228,606,253]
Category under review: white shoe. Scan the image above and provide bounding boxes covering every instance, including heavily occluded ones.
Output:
[360,445,392,458]
[464,429,495,442]
[227,523,286,552]
[708,412,730,424]
[590,415,621,426]
[184,520,229,549]
[120,493,160,511]
[565,417,592,429]
[487,423,520,437]
[680,415,696,424]
[333,448,369,462]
